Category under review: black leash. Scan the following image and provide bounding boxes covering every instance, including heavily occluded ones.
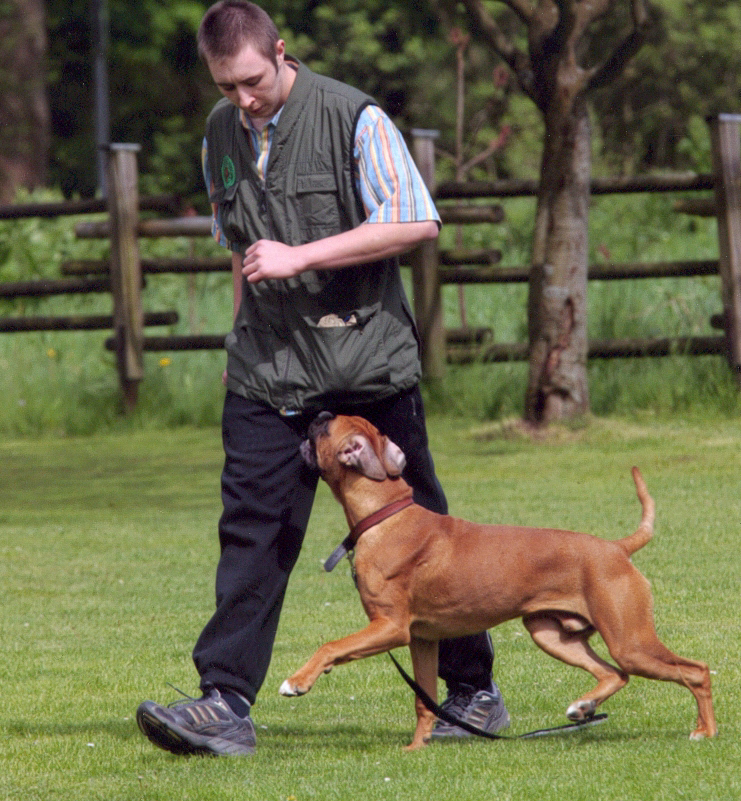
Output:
[387,651,608,740]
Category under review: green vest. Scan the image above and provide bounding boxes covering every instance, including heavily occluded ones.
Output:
[206,61,422,412]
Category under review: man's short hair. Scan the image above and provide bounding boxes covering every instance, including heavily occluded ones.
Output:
[198,1,280,66]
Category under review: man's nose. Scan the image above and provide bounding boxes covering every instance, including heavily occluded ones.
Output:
[236,86,255,109]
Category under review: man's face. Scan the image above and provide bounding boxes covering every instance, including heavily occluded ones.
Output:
[206,40,291,127]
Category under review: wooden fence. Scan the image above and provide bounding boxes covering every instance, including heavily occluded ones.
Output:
[1,115,741,409]
[413,114,741,384]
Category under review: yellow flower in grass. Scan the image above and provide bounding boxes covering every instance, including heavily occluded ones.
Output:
[47,348,57,359]
[158,357,172,368]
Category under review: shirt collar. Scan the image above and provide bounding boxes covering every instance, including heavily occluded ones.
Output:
[239,105,284,134]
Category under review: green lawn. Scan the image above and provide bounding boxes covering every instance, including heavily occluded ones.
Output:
[1,416,738,800]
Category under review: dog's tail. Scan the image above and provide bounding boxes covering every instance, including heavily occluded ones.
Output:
[618,467,655,556]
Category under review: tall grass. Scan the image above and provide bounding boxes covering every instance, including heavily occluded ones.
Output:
[0,188,737,436]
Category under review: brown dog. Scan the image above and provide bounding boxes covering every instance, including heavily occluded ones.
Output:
[280,413,717,750]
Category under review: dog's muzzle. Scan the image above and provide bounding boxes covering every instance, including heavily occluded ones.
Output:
[300,411,335,470]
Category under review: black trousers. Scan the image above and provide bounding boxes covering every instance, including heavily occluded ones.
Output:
[192,387,494,704]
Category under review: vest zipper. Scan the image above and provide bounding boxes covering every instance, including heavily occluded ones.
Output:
[259,184,267,217]
[260,176,296,413]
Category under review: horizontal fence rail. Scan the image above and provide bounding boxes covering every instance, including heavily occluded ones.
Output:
[448,335,727,365]
[435,172,715,200]
[0,194,182,220]
[0,311,178,333]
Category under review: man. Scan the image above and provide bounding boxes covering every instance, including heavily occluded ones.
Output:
[137,0,508,757]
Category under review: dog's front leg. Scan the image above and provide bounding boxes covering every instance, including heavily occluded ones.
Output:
[280,617,410,697]
[404,636,439,751]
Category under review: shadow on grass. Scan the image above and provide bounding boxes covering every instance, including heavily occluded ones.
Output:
[5,718,139,741]
[254,718,646,751]
[259,722,410,750]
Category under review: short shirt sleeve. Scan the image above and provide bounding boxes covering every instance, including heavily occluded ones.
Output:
[353,105,441,226]
[202,136,230,249]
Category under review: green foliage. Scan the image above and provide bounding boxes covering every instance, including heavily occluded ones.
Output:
[1,418,739,799]
[46,0,216,201]
[42,0,529,199]
[38,0,741,201]
[592,0,741,173]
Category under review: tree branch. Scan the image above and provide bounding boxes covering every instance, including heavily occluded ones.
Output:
[460,125,511,174]
[586,0,651,90]
[457,0,537,100]
[499,0,534,25]
[457,0,519,66]
[574,0,612,40]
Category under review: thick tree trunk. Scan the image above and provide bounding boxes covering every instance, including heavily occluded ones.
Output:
[524,96,591,424]
[0,0,50,203]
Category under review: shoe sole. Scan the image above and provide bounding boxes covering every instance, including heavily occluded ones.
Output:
[136,702,255,757]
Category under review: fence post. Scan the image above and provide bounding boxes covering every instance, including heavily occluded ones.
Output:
[106,143,144,411]
[410,129,445,381]
[709,114,741,386]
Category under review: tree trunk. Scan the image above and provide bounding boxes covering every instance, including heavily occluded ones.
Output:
[0,0,50,203]
[524,93,591,424]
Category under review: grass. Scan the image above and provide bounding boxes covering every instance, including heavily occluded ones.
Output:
[1,416,739,800]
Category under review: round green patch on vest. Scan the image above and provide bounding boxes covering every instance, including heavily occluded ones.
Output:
[221,155,236,189]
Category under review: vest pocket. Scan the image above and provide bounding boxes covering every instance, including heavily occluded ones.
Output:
[295,172,340,236]
[211,181,246,245]
[290,304,391,401]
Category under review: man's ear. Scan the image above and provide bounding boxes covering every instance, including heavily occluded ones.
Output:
[337,435,387,481]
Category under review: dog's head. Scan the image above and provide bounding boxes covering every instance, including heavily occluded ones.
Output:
[301,412,406,483]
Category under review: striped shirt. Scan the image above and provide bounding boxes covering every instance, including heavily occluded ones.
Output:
[202,104,440,248]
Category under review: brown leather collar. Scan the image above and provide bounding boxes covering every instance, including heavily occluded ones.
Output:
[324,497,415,572]
[349,497,415,544]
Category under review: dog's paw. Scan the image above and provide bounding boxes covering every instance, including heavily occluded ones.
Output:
[566,699,597,722]
[279,680,306,697]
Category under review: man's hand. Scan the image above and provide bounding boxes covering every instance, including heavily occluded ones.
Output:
[242,239,306,283]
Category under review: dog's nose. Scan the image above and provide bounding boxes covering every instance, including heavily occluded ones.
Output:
[302,412,335,470]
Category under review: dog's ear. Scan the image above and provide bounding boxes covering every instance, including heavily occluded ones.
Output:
[382,438,406,476]
[337,434,406,480]
[299,439,318,470]
[337,435,387,481]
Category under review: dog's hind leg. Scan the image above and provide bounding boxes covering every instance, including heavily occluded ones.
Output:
[405,636,439,751]
[280,617,410,698]
[600,624,717,739]
[523,612,629,721]
[592,573,717,740]
[618,643,716,740]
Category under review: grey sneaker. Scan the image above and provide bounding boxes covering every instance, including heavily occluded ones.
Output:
[430,681,510,739]
[136,688,256,756]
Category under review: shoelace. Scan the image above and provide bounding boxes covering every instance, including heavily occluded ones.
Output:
[165,683,202,708]
[439,687,478,717]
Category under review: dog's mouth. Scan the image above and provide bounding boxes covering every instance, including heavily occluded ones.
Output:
[300,411,335,470]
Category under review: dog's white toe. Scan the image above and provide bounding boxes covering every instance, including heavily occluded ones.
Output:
[567,700,597,721]
[279,680,299,696]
